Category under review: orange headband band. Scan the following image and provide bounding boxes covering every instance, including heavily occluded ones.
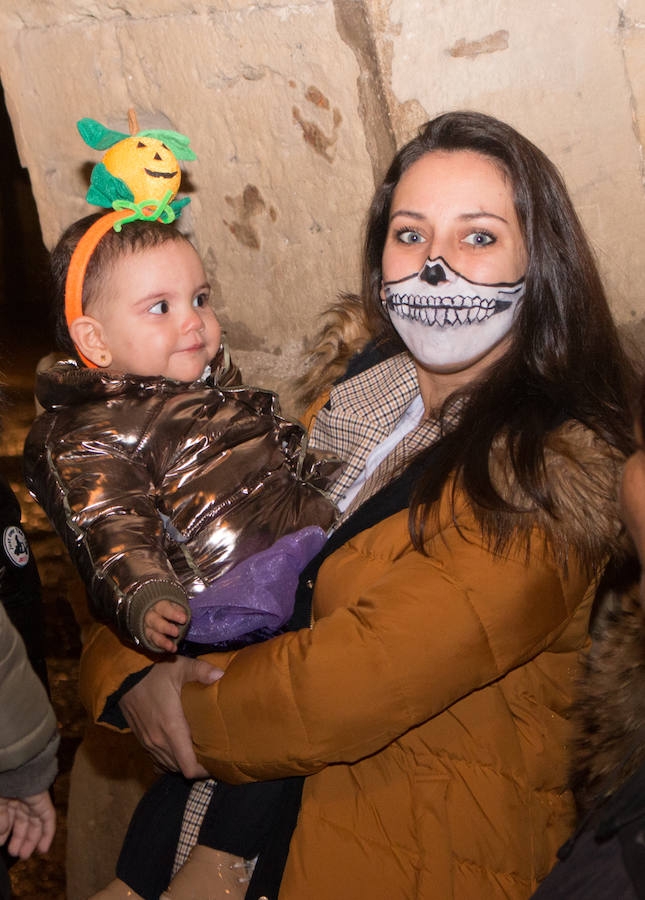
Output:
[64,209,131,368]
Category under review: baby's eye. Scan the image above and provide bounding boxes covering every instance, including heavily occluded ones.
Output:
[193,293,209,308]
[149,300,169,315]
[396,228,424,245]
[462,231,495,247]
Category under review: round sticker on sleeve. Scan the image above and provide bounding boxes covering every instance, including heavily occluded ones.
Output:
[3,525,30,567]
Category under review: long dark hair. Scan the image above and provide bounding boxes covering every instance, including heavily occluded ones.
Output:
[361,111,636,548]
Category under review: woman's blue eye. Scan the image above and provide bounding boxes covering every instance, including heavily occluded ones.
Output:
[193,293,208,308]
[463,231,495,247]
[149,300,169,315]
[396,229,424,245]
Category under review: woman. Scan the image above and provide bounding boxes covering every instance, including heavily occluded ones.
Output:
[77,111,635,898]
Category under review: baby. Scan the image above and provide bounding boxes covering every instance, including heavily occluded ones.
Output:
[24,211,337,898]
[26,213,336,654]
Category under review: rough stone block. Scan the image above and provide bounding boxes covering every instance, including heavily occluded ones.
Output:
[0,1,377,402]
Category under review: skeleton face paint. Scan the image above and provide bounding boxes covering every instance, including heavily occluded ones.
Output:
[383,255,525,372]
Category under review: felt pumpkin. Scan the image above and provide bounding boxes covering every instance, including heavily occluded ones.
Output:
[77,117,196,217]
[103,135,181,204]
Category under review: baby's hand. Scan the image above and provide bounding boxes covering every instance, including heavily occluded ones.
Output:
[144,600,189,653]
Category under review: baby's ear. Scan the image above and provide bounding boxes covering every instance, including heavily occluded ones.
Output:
[68,316,113,368]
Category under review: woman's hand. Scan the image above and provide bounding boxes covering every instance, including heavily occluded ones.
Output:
[118,656,223,778]
[0,791,56,859]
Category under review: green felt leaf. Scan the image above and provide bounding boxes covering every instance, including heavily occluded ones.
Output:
[77,118,129,151]
[139,129,197,161]
[170,196,191,215]
[86,163,134,208]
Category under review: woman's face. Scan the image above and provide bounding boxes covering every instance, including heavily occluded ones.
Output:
[381,150,527,376]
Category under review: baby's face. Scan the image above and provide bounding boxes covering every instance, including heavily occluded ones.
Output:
[93,240,221,382]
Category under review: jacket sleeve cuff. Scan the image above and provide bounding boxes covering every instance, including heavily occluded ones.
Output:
[100,666,153,729]
[0,732,60,798]
[128,581,191,653]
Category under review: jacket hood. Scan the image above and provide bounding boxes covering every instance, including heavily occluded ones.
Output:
[35,345,240,411]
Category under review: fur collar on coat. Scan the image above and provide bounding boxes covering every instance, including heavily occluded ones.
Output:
[568,573,644,816]
[482,422,627,573]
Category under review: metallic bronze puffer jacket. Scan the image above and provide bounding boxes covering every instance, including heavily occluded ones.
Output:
[24,351,336,652]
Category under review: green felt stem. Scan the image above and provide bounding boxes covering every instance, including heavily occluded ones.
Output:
[111,190,176,230]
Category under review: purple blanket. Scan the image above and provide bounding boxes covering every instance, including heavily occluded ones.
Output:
[187,525,327,643]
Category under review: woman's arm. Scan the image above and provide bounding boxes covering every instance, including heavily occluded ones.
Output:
[81,503,588,782]
[184,515,584,782]
[119,655,222,777]
[78,620,223,776]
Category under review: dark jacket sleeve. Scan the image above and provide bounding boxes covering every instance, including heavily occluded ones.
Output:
[0,476,48,686]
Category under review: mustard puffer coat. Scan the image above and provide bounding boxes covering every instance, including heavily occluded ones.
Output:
[79,417,625,898]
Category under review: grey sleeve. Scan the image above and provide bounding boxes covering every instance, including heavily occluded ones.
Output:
[0,602,59,791]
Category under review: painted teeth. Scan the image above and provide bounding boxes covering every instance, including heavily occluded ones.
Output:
[387,292,503,326]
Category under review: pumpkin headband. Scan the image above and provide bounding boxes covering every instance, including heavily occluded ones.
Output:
[65,109,196,368]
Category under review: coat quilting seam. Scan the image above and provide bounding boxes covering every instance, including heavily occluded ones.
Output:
[310,807,533,882]
[429,748,563,793]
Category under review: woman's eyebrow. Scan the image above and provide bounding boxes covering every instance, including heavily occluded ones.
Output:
[459,211,509,224]
[389,209,509,224]
[389,209,425,222]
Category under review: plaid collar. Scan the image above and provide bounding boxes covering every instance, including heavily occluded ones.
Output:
[310,352,462,517]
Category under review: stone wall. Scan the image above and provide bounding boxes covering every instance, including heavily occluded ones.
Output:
[2,4,645,895]
[1,0,644,411]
